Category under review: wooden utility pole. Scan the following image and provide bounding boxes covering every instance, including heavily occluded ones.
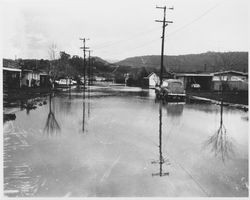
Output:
[80,38,89,86]
[156,6,173,86]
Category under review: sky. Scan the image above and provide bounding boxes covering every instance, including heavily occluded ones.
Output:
[1,0,249,61]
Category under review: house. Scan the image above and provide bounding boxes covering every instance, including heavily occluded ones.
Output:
[144,72,160,88]
[3,59,22,89]
[40,73,50,88]
[21,69,33,87]
[3,67,22,89]
[143,70,175,88]
[175,73,213,91]
[21,69,49,88]
[211,70,248,91]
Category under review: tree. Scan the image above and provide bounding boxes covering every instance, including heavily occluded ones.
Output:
[59,51,71,79]
[48,43,60,83]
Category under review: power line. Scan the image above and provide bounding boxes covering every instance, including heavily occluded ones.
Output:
[87,1,224,63]
[92,27,159,50]
[167,1,223,38]
[94,1,223,59]
[95,37,160,58]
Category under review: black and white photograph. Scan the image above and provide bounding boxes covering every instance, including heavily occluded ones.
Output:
[1,0,249,198]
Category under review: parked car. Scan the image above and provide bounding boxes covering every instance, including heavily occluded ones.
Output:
[55,78,77,87]
[155,79,186,101]
[191,83,201,89]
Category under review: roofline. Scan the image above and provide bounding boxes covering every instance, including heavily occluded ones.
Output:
[175,73,213,77]
[3,67,21,72]
[212,70,247,76]
[146,72,156,78]
[23,69,33,72]
[164,79,183,82]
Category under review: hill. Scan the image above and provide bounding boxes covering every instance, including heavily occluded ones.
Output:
[116,52,248,73]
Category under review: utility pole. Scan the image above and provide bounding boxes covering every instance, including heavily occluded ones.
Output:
[80,38,90,87]
[155,6,173,86]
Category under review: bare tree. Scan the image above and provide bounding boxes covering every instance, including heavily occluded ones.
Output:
[48,43,57,60]
[48,43,59,85]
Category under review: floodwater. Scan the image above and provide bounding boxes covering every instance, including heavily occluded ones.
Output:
[3,85,249,197]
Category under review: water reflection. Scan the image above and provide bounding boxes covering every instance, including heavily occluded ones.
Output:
[20,99,37,115]
[82,87,86,133]
[204,100,234,162]
[152,101,170,177]
[81,85,92,133]
[56,93,72,115]
[165,103,184,117]
[3,113,16,123]
[43,93,61,136]
[88,85,91,118]
[3,87,248,196]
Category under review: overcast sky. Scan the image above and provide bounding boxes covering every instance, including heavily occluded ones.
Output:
[1,0,249,61]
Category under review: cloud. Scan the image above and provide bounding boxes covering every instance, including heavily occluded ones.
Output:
[2,0,249,60]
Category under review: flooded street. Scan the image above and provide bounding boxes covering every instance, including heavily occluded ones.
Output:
[3,86,248,197]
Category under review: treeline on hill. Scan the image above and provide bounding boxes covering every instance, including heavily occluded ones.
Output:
[12,52,116,81]
[116,52,248,73]
[6,51,248,86]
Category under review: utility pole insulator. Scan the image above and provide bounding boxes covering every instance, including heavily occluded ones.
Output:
[156,6,166,9]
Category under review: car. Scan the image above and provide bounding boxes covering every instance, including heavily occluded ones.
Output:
[55,78,77,86]
[191,83,201,89]
[155,79,186,101]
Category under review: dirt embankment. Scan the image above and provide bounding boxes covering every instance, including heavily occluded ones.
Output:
[3,87,52,107]
[187,91,248,106]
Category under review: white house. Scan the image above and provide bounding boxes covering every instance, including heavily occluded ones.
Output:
[21,70,47,87]
[211,70,248,91]
[144,72,160,88]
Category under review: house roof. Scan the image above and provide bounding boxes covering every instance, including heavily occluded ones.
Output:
[3,67,22,72]
[175,73,213,77]
[211,70,247,76]
[145,72,157,78]
[23,69,33,72]
[144,71,175,79]
[22,69,48,75]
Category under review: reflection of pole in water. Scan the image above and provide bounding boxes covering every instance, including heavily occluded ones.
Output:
[152,101,169,177]
[68,79,71,98]
[88,84,91,118]
[82,86,86,133]
[220,98,223,127]
[159,101,164,175]
[87,50,92,119]
[44,93,61,136]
